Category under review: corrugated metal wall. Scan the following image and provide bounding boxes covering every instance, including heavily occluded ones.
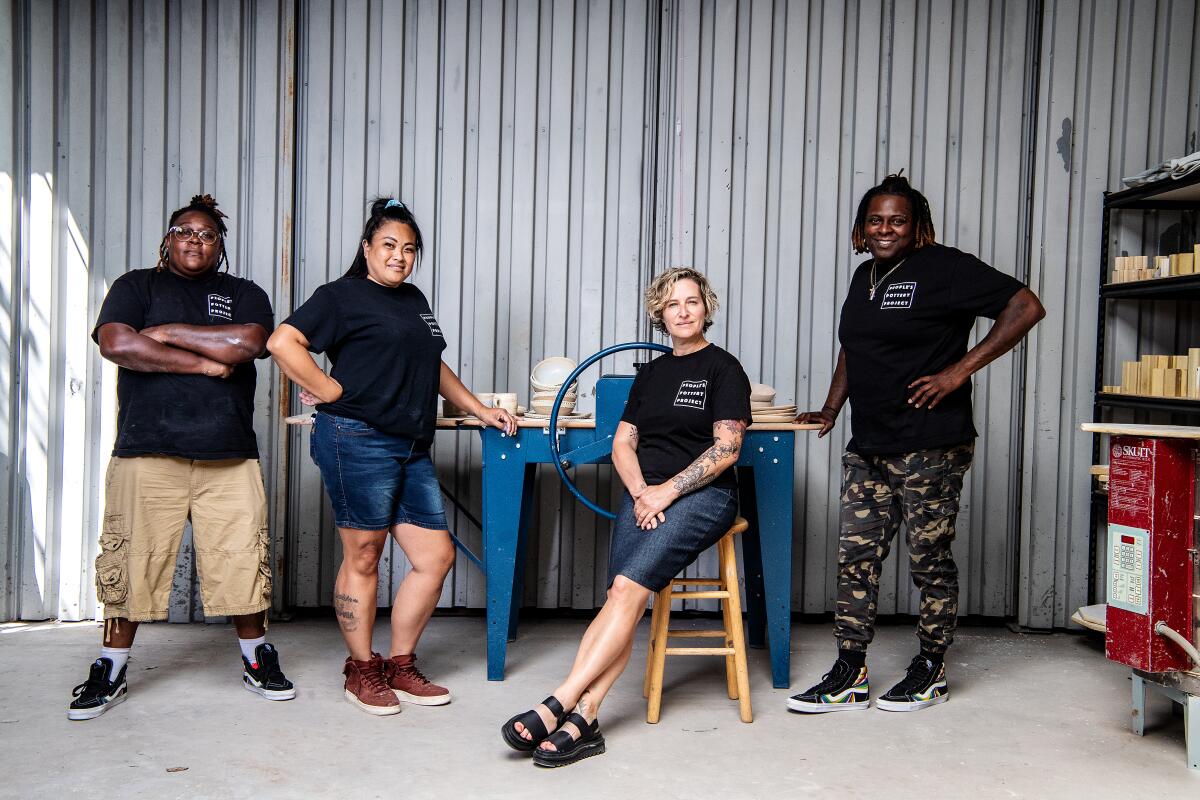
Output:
[0,0,296,621]
[1020,0,1200,627]
[5,0,1200,628]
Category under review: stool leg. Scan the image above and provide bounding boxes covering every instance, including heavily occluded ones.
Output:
[1131,673,1146,736]
[718,538,738,700]
[720,534,752,723]
[1186,693,1199,771]
[644,591,666,698]
[646,584,672,724]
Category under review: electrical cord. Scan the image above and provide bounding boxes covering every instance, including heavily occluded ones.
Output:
[1154,621,1200,666]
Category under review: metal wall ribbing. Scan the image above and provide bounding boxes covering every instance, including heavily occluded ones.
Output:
[5,0,1200,628]
[0,0,295,621]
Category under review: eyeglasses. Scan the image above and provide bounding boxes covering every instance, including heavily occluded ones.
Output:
[169,226,220,245]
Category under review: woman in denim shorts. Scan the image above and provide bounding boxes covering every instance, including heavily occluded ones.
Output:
[501,267,751,766]
[269,198,515,715]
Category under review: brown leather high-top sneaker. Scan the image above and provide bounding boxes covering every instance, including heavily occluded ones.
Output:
[384,654,451,706]
[343,653,401,715]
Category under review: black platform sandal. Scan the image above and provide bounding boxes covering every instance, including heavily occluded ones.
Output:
[531,713,606,768]
[501,696,567,752]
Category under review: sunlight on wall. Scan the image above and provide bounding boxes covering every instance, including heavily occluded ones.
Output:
[24,173,52,610]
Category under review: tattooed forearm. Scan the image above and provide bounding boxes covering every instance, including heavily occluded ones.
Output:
[333,592,359,632]
[670,420,746,497]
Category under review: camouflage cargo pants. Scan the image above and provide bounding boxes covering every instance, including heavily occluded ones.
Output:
[833,441,974,654]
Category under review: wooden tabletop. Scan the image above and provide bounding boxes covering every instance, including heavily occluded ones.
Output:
[1080,422,1200,439]
[285,413,822,432]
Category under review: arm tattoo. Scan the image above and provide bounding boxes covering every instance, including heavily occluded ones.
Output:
[627,425,639,446]
[333,592,359,632]
[670,420,746,497]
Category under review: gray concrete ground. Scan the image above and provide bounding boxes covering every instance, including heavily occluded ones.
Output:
[0,616,1195,799]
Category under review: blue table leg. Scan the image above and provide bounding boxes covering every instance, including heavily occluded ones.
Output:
[736,467,767,649]
[751,434,795,689]
[508,463,537,641]
[482,431,527,681]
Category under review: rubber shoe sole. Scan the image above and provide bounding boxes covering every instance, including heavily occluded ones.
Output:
[786,696,869,713]
[393,688,451,706]
[344,689,401,715]
[532,738,606,768]
[875,693,948,712]
[67,687,127,721]
[243,674,297,701]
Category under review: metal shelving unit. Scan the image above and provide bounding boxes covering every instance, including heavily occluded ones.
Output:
[1089,170,1200,600]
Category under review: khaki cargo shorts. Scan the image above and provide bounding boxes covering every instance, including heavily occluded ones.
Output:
[95,456,272,621]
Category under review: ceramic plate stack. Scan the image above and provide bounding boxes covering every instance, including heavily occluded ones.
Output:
[749,384,796,423]
[529,356,583,417]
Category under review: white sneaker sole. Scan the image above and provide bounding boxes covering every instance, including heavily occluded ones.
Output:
[786,697,869,713]
[68,688,127,720]
[243,676,297,701]
[344,689,401,715]
[875,693,948,712]
[393,689,451,706]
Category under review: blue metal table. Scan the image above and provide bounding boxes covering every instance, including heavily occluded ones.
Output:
[456,409,810,689]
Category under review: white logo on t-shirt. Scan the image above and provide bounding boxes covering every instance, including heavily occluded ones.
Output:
[674,379,708,410]
[880,281,917,309]
[208,294,233,320]
[420,313,444,338]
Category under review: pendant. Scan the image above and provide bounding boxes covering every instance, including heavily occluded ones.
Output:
[869,286,876,301]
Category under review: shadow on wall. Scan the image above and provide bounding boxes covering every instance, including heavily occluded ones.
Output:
[0,449,40,621]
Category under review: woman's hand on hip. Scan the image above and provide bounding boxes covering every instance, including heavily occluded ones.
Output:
[907,364,970,409]
[634,484,677,529]
[797,408,838,437]
[478,406,517,435]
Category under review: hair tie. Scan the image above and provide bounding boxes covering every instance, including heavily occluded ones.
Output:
[385,199,405,210]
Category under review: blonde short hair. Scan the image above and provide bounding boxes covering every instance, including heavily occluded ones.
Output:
[644,267,720,334]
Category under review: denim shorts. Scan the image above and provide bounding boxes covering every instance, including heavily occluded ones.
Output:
[607,484,738,592]
[310,411,449,531]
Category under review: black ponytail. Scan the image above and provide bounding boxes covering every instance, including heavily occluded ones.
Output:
[344,197,425,279]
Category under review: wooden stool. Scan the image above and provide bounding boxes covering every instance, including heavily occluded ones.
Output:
[643,516,752,723]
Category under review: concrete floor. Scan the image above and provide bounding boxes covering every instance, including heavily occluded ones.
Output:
[1,616,1195,799]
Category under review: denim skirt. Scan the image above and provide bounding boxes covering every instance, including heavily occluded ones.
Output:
[607,484,738,592]
[310,411,449,531]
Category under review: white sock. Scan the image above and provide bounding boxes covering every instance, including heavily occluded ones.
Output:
[239,636,267,667]
[99,647,130,682]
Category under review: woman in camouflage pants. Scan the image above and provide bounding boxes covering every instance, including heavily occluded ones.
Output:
[788,174,1044,714]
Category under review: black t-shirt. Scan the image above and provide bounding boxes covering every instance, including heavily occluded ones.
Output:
[838,243,1024,455]
[284,278,447,443]
[92,267,274,460]
[619,344,751,490]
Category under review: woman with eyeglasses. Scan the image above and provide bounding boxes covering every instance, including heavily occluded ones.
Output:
[70,194,293,723]
[268,198,515,716]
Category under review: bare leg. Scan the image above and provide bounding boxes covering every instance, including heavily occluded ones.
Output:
[387,525,455,656]
[102,619,138,648]
[334,527,388,661]
[514,576,650,742]
[540,637,635,752]
[232,611,267,639]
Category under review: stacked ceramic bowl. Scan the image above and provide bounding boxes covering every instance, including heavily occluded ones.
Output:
[529,356,579,417]
[749,383,797,422]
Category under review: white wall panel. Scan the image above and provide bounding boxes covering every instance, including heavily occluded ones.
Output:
[6,0,1200,628]
[1,0,295,621]
[1021,0,1200,628]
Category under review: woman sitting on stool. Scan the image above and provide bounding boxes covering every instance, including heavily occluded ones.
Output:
[501,267,752,767]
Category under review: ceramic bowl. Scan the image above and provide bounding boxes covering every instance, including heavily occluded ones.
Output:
[531,399,576,416]
[749,383,776,402]
[531,357,578,389]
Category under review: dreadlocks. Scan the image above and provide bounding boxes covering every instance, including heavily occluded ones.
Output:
[850,172,937,254]
[156,194,231,272]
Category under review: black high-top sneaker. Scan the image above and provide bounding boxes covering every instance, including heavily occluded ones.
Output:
[875,655,948,712]
[68,658,128,720]
[242,643,296,701]
[786,658,869,713]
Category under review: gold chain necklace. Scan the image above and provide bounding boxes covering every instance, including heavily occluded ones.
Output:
[868,257,908,301]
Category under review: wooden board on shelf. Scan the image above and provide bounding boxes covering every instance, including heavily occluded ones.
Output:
[1081,422,1200,439]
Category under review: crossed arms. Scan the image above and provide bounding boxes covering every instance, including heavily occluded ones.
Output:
[96,322,267,378]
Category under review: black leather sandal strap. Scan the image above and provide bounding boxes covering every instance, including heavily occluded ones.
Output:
[514,708,549,740]
[542,695,566,723]
[563,712,591,733]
